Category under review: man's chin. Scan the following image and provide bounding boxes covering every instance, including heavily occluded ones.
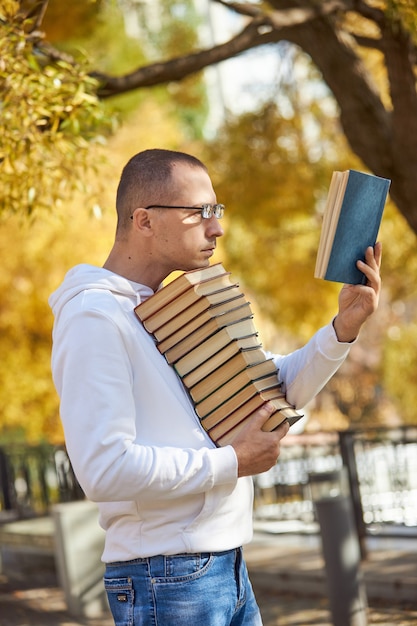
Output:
[180,259,211,272]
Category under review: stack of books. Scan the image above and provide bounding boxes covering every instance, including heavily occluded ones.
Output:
[135,263,302,446]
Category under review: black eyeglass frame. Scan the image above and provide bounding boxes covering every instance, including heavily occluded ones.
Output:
[130,203,225,220]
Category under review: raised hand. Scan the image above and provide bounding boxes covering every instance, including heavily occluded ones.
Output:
[333,242,382,343]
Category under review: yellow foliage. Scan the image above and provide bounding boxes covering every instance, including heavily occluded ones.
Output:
[40,0,102,43]
[204,99,353,341]
[0,95,197,444]
[381,322,417,424]
[0,7,113,217]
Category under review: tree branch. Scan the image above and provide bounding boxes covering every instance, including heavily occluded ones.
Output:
[214,0,348,28]
[92,1,347,99]
[351,0,385,26]
[37,41,77,65]
[21,0,50,31]
[214,0,350,22]
[212,0,264,19]
[350,34,384,51]
[92,17,277,98]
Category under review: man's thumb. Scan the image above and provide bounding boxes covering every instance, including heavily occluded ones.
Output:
[252,403,275,427]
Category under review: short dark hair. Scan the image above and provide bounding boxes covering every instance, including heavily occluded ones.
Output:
[115,149,207,232]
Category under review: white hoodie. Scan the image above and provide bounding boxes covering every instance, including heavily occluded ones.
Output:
[49,264,351,562]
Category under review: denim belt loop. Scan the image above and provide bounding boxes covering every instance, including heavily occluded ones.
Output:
[148,554,166,578]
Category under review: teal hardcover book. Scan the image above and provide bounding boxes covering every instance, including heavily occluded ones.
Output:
[314,170,391,284]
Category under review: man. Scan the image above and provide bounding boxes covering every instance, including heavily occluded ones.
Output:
[49,148,382,625]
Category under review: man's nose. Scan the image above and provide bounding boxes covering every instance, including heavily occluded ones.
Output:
[206,215,224,238]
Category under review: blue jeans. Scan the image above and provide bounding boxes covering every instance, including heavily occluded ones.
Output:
[104,547,263,625]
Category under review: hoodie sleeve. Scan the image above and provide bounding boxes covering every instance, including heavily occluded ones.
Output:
[270,321,353,409]
[51,300,238,504]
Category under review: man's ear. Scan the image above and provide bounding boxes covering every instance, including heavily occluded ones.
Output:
[131,208,153,235]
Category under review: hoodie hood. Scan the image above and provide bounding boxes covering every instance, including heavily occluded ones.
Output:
[49,263,155,317]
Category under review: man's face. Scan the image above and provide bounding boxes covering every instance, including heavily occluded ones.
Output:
[150,163,224,274]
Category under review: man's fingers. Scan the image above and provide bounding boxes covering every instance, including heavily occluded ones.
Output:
[272,418,290,438]
[250,402,275,426]
[363,243,382,272]
[373,241,382,268]
[232,403,291,477]
[249,404,290,440]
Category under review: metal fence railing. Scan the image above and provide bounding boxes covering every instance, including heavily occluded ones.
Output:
[348,427,417,529]
[0,444,84,520]
[253,426,417,537]
[1,427,417,536]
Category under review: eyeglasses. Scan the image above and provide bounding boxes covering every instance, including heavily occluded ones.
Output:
[130,203,225,220]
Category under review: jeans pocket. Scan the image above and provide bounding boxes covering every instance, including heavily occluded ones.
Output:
[104,576,134,626]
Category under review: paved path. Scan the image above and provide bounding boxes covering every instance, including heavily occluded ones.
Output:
[0,529,416,625]
[247,529,417,625]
